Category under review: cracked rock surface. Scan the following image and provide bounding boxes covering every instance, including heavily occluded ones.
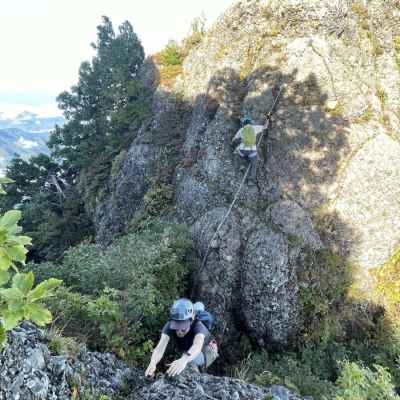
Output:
[0,323,308,400]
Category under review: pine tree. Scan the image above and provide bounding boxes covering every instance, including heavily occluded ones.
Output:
[49,16,149,170]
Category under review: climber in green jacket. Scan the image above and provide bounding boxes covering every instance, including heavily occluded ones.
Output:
[231,116,265,184]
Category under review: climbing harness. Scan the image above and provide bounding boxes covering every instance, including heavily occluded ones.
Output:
[199,85,284,274]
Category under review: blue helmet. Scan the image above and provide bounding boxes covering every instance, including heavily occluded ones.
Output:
[170,298,194,321]
[170,298,194,331]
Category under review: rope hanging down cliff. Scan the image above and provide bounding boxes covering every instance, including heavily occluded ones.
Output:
[199,85,284,274]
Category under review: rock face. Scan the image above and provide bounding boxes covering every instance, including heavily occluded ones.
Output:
[94,0,400,346]
[0,323,308,400]
[242,227,300,347]
[0,322,135,399]
[191,208,243,345]
[270,200,323,250]
[136,373,305,400]
[95,143,159,246]
[177,0,400,269]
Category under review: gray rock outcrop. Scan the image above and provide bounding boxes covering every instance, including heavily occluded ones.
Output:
[191,208,243,346]
[136,373,305,400]
[0,323,309,400]
[95,143,159,246]
[0,322,136,399]
[93,0,400,346]
[242,227,299,347]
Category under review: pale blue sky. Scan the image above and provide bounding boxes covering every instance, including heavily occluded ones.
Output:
[0,0,234,116]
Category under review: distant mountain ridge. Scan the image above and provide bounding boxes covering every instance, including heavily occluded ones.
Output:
[0,111,64,175]
[0,111,64,132]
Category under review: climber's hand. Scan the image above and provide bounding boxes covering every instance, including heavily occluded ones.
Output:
[166,357,188,377]
[209,339,218,354]
[145,361,157,377]
[231,138,241,147]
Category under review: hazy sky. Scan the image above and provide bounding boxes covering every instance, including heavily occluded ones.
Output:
[0,0,234,116]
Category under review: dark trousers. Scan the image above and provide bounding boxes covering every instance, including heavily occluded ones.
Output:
[238,149,257,182]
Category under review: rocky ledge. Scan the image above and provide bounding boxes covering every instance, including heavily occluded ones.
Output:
[0,323,309,400]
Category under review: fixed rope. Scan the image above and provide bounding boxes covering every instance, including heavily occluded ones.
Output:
[199,85,284,274]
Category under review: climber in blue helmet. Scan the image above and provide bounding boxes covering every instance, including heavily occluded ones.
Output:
[232,115,266,185]
[145,298,218,377]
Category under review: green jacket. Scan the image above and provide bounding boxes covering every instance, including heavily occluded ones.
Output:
[232,124,264,151]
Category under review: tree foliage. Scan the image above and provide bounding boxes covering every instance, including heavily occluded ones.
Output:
[0,178,61,346]
[0,154,59,211]
[48,16,150,171]
[0,155,93,262]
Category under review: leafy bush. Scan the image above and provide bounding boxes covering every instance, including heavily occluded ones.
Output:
[297,248,352,347]
[234,340,400,399]
[35,219,193,364]
[235,349,337,399]
[0,178,61,346]
[372,249,400,323]
[44,286,93,340]
[143,184,174,216]
[335,361,400,400]
[32,218,191,295]
[153,16,206,88]
[46,286,152,363]
[47,328,84,359]
[157,40,183,66]
[154,40,184,87]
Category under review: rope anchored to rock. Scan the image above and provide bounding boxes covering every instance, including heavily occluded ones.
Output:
[199,85,285,274]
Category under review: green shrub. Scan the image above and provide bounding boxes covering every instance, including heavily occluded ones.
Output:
[143,184,174,216]
[236,340,400,399]
[47,329,84,359]
[297,248,351,346]
[335,361,400,400]
[46,286,152,363]
[158,40,183,66]
[33,219,191,295]
[37,219,192,364]
[28,243,104,295]
[372,249,400,323]
[0,178,61,346]
[236,349,337,399]
[44,286,94,341]
[395,37,400,53]
[367,249,400,386]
